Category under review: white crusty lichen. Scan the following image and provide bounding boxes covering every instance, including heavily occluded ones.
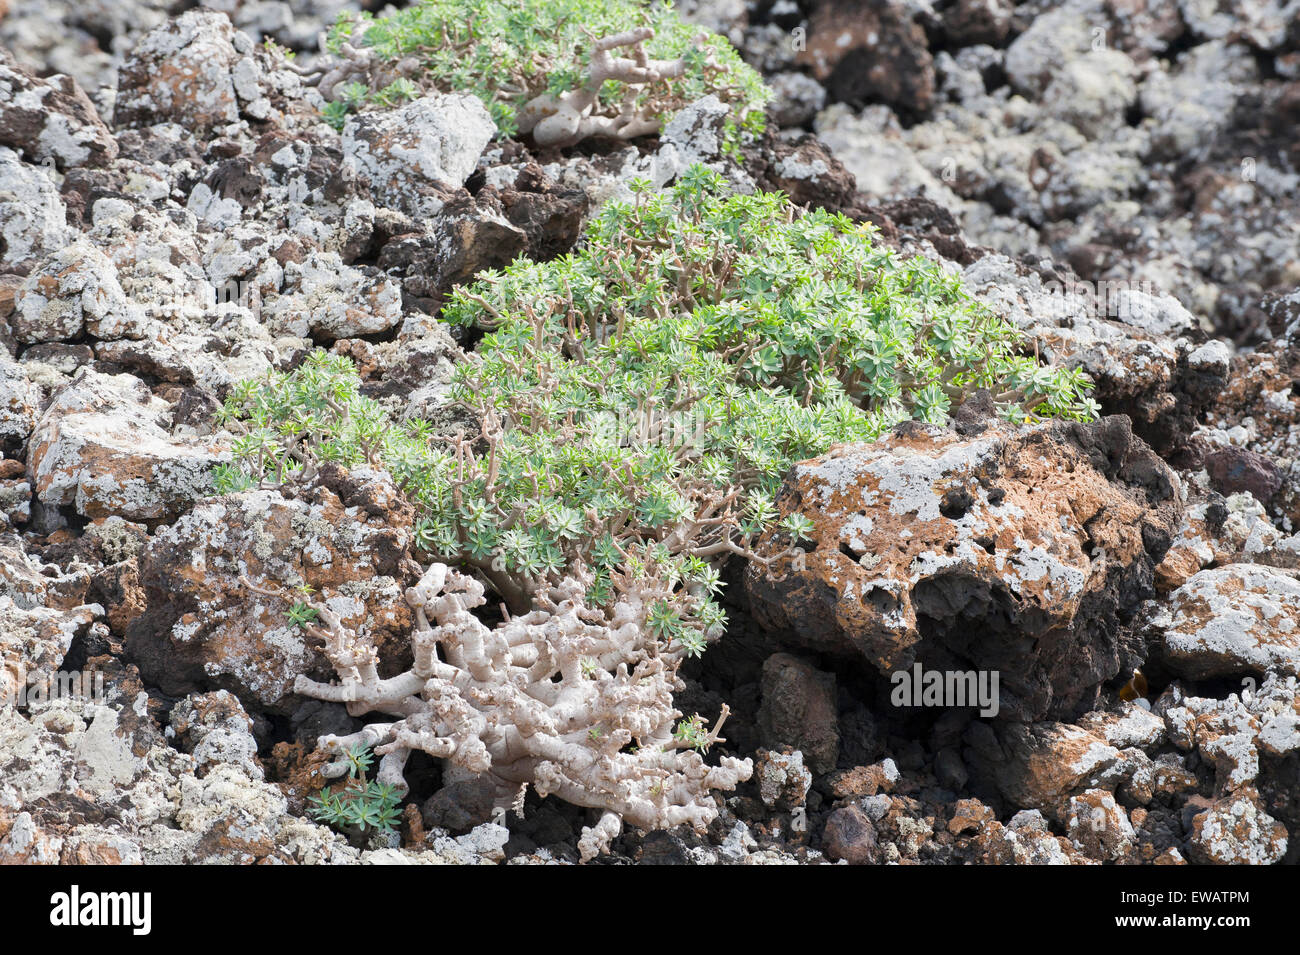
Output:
[292,562,753,861]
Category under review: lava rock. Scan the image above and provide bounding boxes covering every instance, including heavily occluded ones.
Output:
[747,416,1181,720]
[758,653,839,775]
[821,805,878,864]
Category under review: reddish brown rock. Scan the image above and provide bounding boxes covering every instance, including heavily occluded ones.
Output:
[966,721,1123,819]
[1150,565,1300,680]
[757,135,857,209]
[0,811,61,864]
[1204,446,1283,508]
[826,760,900,799]
[943,0,1014,47]
[972,811,1093,865]
[26,369,223,522]
[60,833,141,865]
[89,560,146,637]
[1153,492,1292,593]
[115,11,250,135]
[947,797,995,835]
[265,742,333,815]
[377,191,528,302]
[758,653,839,775]
[490,161,587,261]
[747,416,1181,720]
[796,0,936,116]
[1189,788,1288,865]
[125,474,418,713]
[1065,789,1137,861]
[822,805,879,864]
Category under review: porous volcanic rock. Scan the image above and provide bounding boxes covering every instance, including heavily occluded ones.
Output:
[1154,491,1300,593]
[11,238,146,344]
[26,369,224,521]
[0,597,99,704]
[965,720,1124,818]
[259,250,404,340]
[1065,788,1137,861]
[0,532,89,611]
[0,146,73,270]
[821,804,878,864]
[1188,789,1289,865]
[754,747,813,811]
[0,350,37,449]
[795,0,936,117]
[125,471,419,713]
[747,415,1181,720]
[0,49,117,169]
[114,10,267,136]
[1195,339,1300,529]
[971,808,1093,864]
[1147,565,1300,679]
[0,692,397,865]
[757,653,839,775]
[376,196,528,301]
[343,92,495,220]
[960,255,1230,457]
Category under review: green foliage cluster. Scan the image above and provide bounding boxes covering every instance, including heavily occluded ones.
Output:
[321,0,769,146]
[286,601,319,628]
[307,745,403,835]
[214,168,1096,648]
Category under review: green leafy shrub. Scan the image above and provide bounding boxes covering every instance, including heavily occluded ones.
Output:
[286,601,319,629]
[215,167,1095,648]
[307,745,404,835]
[320,0,769,148]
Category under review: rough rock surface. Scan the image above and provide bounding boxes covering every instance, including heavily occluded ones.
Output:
[0,351,37,449]
[0,49,117,169]
[27,369,224,521]
[115,11,270,135]
[748,416,1181,720]
[821,804,878,864]
[125,473,417,711]
[795,0,935,117]
[801,4,1300,351]
[959,254,1229,456]
[755,748,813,811]
[0,597,100,703]
[0,146,73,270]
[758,653,839,775]
[1189,790,1289,865]
[11,238,145,344]
[1147,565,1300,679]
[343,93,495,220]
[0,693,512,865]
[260,250,404,339]
[1154,491,1300,593]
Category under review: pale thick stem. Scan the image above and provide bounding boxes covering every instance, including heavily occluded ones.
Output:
[294,561,754,860]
